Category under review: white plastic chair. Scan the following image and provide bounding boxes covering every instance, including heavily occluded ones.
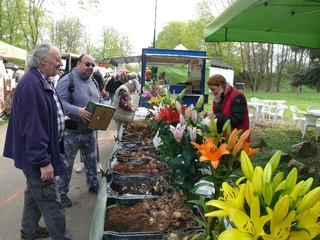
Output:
[289,105,306,130]
[302,114,320,141]
[307,106,320,114]
[248,104,256,127]
[268,104,288,127]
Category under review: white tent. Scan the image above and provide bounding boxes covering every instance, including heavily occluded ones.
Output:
[174,44,187,50]
[0,41,27,61]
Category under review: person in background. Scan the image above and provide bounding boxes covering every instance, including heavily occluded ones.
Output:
[56,54,103,207]
[119,72,127,85]
[158,71,166,85]
[12,65,22,84]
[105,74,120,105]
[112,79,139,133]
[75,71,105,174]
[204,74,250,142]
[104,72,110,84]
[3,43,73,240]
[130,72,140,93]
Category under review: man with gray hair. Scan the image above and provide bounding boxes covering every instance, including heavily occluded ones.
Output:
[3,43,73,239]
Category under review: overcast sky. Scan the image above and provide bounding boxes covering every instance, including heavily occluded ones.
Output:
[58,0,207,55]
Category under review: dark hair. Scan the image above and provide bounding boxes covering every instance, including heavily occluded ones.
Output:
[77,54,85,63]
[92,71,104,90]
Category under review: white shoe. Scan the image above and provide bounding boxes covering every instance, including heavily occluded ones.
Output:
[75,162,85,173]
[97,162,102,173]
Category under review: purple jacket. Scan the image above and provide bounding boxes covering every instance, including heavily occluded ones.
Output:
[3,68,68,177]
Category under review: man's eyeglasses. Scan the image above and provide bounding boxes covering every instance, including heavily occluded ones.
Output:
[81,62,95,68]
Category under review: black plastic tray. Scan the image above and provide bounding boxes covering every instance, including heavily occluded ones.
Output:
[103,229,205,240]
[106,173,177,206]
[103,204,204,239]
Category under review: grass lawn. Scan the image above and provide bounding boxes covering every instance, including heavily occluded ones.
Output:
[0,115,9,126]
[203,80,320,183]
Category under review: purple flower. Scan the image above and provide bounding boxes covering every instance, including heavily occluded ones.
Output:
[142,90,153,98]
[169,123,186,142]
[155,86,162,94]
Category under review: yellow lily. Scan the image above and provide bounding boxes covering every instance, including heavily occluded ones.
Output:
[221,181,245,209]
[262,210,296,240]
[219,196,272,240]
[293,207,320,239]
[205,182,246,218]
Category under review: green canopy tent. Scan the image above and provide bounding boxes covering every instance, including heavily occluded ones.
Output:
[203,0,320,48]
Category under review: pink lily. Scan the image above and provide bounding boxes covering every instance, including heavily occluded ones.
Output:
[169,123,186,142]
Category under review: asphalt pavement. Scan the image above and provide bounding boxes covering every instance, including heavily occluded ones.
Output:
[0,95,139,240]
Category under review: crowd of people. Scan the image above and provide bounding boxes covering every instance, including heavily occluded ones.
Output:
[2,42,141,240]
[2,42,247,240]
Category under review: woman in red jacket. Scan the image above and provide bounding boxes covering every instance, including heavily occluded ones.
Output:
[204,74,250,142]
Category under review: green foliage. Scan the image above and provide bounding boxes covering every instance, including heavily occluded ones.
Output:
[0,115,9,126]
[90,27,134,60]
[156,21,188,49]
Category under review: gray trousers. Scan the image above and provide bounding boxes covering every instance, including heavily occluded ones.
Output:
[22,172,73,240]
[58,130,99,196]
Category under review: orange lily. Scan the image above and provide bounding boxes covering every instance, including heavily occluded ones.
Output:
[243,142,259,157]
[192,138,230,169]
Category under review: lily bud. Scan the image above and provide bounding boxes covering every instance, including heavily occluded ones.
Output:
[240,151,254,181]
[298,178,313,197]
[185,107,191,120]
[175,101,182,114]
[179,88,186,99]
[191,110,198,124]
[232,138,245,156]
[179,114,186,126]
[227,129,238,150]
[296,186,320,214]
[189,126,197,142]
[285,167,298,195]
[196,95,204,109]
[269,150,282,172]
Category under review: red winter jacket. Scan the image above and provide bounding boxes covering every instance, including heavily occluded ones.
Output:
[213,86,250,142]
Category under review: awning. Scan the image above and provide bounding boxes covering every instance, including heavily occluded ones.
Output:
[107,54,233,69]
[203,0,320,49]
[0,41,27,61]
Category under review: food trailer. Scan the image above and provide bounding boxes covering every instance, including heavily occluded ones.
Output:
[139,48,208,108]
